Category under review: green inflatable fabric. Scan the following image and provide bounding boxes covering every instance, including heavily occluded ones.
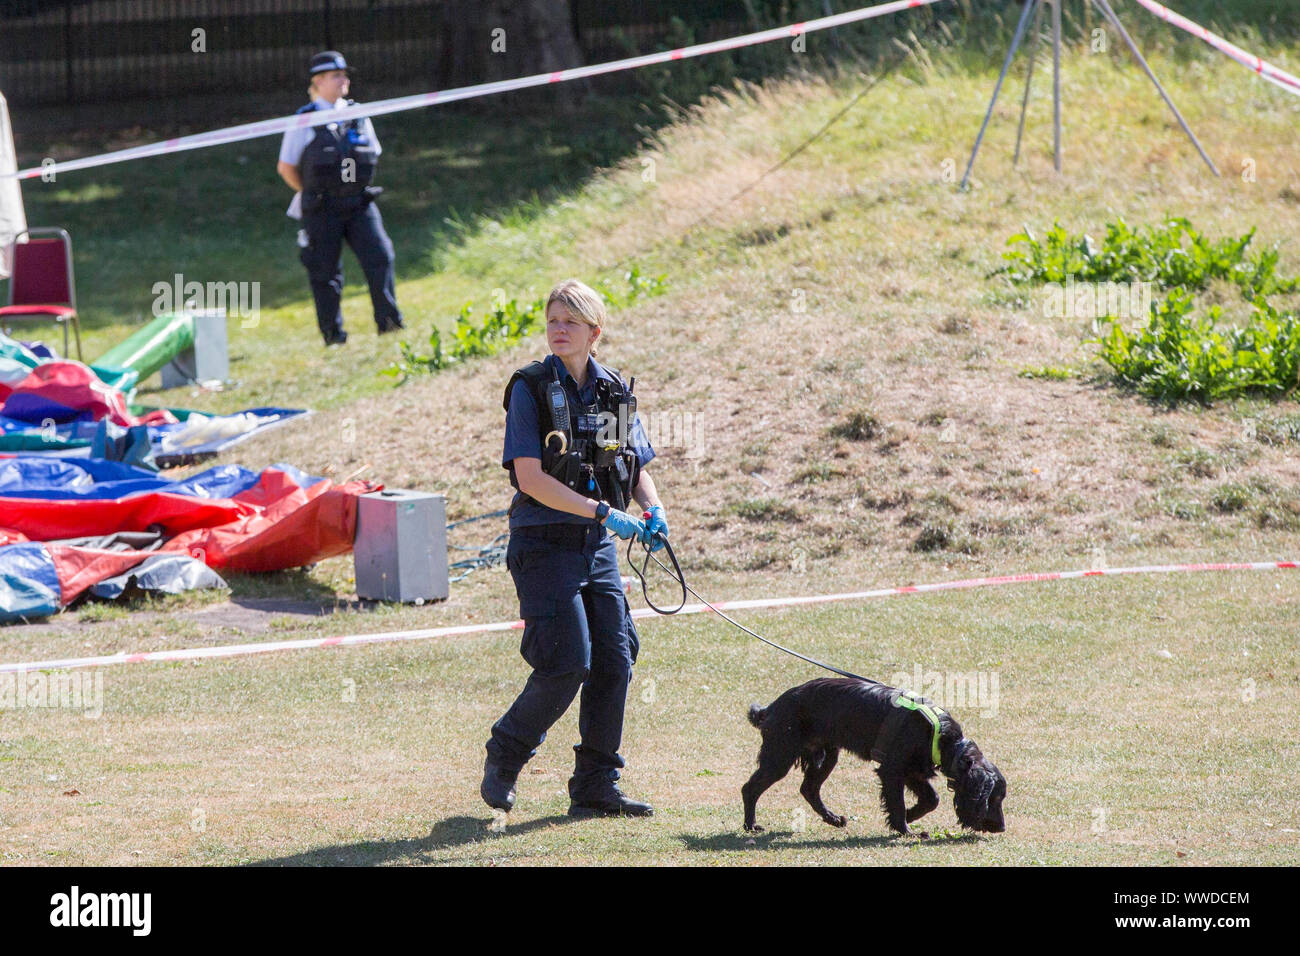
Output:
[94,311,196,383]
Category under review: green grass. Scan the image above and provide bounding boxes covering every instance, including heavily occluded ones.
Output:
[1018,365,1079,381]
[728,498,801,522]
[1252,411,1300,445]
[14,99,675,414]
[828,409,883,441]
[4,569,1297,865]
[7,5,1297,421]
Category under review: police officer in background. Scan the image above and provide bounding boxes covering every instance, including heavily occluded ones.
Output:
[276,51,404,346]
[482,278,669,818]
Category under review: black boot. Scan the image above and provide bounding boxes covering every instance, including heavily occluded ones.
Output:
[480,758,519,812]
[568,785,654,818]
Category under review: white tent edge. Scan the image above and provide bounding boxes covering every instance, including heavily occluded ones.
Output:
[0,91,28,281]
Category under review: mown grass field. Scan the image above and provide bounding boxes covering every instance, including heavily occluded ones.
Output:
[3,571,1297,865]
[3,10,1300,865]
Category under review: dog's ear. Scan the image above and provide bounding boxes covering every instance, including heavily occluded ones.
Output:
[951,751,997,830]
[950,738,982,778]
[981,761,1007,832]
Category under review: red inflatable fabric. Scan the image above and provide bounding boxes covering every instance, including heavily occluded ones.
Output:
[161,474,373,573]
[0,491,251,540]
[0,361,178,425]
[51,546,170,604]
[5,468,377,602]
[3,456,380,614]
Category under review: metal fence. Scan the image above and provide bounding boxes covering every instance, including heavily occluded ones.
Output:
[0,0,752,106]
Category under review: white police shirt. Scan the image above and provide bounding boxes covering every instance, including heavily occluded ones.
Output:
[279,96,382,219]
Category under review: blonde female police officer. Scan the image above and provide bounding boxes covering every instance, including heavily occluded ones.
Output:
[483,279,669,817]
[276,51,403,346]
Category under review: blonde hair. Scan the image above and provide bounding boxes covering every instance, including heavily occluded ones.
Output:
[546,279,607,357]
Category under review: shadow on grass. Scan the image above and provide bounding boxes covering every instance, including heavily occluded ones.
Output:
[222,569,363,618]
[18,96,673,331]
[225,597,386,620]
[680,829,985,852]
[246,813,574,866]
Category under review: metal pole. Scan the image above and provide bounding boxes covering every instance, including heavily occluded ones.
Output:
[960,0,1038,190]
[1052,0,1062,171]
[64,0,74,106]
[1014,0,1045,166]
[1091,0,1221,176]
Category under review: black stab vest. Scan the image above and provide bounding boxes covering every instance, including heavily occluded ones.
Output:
[503,359,640,514]
[295,100,377,200]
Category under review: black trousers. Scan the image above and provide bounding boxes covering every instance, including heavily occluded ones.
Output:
[487,523,640,800]
[299,195,402,342]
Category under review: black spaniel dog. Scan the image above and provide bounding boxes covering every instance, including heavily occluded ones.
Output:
[742,677,1006,835]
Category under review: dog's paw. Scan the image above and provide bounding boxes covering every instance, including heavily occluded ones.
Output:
[744,823,765,833]
[824,814,847,828]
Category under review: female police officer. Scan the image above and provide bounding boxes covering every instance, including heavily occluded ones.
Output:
[483,278,669,818]
[276,51,403,346]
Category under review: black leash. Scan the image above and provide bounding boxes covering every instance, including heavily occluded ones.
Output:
[626,533,873,683]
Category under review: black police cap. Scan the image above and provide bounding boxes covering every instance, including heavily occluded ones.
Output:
[309,51,351,76]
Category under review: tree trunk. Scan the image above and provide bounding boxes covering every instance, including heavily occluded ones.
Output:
[434,0,587,111]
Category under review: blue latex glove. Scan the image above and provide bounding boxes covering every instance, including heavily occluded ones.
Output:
[643,505,669,552]
[602,508,648,543]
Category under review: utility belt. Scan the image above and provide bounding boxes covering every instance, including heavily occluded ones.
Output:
[301,185,383,215]
[509,459,637,520]
[512,523,594,550]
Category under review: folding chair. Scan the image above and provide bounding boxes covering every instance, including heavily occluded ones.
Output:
[0,227,82,362]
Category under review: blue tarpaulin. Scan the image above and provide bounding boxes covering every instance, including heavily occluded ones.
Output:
[0,457,333,500]
[88,553,228,600]
[0,543,61,624]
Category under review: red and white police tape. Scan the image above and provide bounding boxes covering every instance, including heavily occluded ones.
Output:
[2,558,1294,674]
[6,0,946,181]
[1132,0,1300,95]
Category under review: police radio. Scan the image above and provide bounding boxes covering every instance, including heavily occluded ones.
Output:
[544,377,572,458]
